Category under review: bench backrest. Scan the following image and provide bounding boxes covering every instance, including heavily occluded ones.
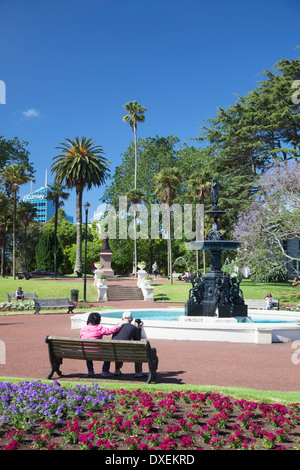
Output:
[8,292,38,300]
[45,336,151,363]
[35,298,71,306]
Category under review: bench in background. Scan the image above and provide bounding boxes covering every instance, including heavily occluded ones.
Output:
[7,292,38,302]
[34,298,75,314]
[245,299,280,310]
[45,336,159,384]
[17,271,32,280]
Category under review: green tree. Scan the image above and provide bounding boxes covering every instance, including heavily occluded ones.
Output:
[51,136,109,275]
[0,136,34,175]
[17,201,38,271]
[123,101,147,189]
[0,191,12,277]
[153,167,183,283]
[35,231,64,272]
[126,189,146,276]
[47,182,69,276]
[0,164,31,278]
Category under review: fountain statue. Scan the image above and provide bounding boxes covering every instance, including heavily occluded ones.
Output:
[185,179,247,318]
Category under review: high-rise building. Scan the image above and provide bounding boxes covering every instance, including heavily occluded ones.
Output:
[23,172,74,224]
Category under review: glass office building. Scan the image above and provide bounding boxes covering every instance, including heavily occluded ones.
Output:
[23,186,74,224]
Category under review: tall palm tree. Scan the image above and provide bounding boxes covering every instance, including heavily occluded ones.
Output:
[123,101,147,190]
[0,164,31,278]
[123,101,147,274]
[51,137,109,275]
[126,189,146,276]
[47,182,69,276]
[153,167,183,284]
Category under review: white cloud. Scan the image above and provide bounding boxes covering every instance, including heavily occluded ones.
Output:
[22,108,41,118]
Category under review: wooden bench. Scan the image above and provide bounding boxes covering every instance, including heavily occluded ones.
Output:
[7,292,38,302]
[34,298,75,314]
[17,271,32,280]
[45,336,159,384]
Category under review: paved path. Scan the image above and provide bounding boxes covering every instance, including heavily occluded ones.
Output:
[0,310,299,392]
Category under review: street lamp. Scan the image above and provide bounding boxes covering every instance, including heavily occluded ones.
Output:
[83,202,90,302]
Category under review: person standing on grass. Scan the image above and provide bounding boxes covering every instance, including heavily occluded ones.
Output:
[80,312,126,377]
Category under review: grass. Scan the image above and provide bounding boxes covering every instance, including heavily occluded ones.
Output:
[1,377,300,404]
[0,276,99,304]
[0,276,299,311]
[153,278,300,304]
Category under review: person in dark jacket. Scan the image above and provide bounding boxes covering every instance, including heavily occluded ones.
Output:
[104,310,145,377]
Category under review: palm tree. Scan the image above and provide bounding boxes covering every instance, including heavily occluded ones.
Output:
[123,101,146,274]
[0,164,31,278]
[46,182,69,276]
[153,167,183,283]
[51,137,109,275]
[123,101,147,190]
[126,189,146,276]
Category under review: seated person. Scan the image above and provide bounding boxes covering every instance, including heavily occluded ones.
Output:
[265,292,275,310]
[15,287,24,301]
[80,312,126,377]
[103,310,145,378]
[291,277,298,287]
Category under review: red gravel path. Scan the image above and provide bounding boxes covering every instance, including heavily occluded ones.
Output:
[0,310,299,392]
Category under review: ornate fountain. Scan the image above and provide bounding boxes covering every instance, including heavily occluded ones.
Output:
[185,178,248,318]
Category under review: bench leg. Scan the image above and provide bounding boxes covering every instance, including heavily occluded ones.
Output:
[47,358,63,379]
[147,348,158,384]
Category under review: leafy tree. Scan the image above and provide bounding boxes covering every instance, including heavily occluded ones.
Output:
[0,191,12,277]
[153,167,183,283]
[51,136,109,275]
[0,164,31,278]
[232,161,300,281]
[35,231,64,272]
[47,182,69,275]
[0,136,34,176]
[17,201,38,271]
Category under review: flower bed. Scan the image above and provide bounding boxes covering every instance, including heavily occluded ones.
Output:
[1,380,300,450]
[279,303,300,312]
[0,301,101,312]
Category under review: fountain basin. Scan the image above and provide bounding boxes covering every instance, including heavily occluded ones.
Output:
[71,308,300,344]
[187,240,242,251]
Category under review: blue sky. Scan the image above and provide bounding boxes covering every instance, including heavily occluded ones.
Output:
[1,0,299,222]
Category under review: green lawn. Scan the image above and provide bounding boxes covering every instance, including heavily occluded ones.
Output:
[153,278,300,304]
[0,276,98,304]
[0,276,299,311]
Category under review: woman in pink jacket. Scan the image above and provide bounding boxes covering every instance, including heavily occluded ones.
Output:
[80,311,125,377]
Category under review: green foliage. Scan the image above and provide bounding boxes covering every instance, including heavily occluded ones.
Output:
[250,257,287,283]
[35,231,64,272]
[67,240,102,273]
[0,136,34,178]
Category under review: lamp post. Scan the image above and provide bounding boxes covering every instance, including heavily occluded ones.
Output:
[83,202,90,302]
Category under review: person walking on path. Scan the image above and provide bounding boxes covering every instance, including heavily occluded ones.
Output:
[80,311,126,377]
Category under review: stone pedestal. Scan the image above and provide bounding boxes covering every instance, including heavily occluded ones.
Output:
[99,251,114,278]
[97,282,108,301]
[142,284,154,301]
